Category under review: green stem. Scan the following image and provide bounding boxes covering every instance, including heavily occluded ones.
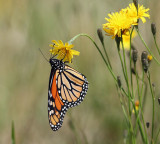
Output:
[117,87,130,128]
[117,50,128,85]
[140,71,148,142]
[70,34,116,80]
[70,34,129,97]
[102,42,112,69]
[134,63,148,142]
[132,64,147,143]
[153,36,160,56]
[141,72,148,112]
[121,35,130,93]
[117,46,133,141]
[132,102,147,144]
[129,27,134,100]
[121,34,131,110]
[141,70,145,99]
[147,72,155,144]
[121,33,134,142]
[134,63,140,106]
[136,29,160,66]
[155,127,160,144]
[122,87,129,97]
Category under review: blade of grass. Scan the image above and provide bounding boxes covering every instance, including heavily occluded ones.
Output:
[12,121,16,144]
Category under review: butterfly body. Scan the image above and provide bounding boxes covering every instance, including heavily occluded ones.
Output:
[48,59,88,131]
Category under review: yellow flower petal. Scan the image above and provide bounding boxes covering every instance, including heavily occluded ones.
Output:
[70,50,80,55]
[49,44,54,47]
[58,40,64,46]
[103,3,149,38]
[122,3,150,23]
[103,10,137,38]
[51,40,58,45]
[121,30,137,50]
[49,40,80,63]
[147,55,152,61]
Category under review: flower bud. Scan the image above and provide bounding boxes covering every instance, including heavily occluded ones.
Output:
[135,19,139,29]
[131,68,136,75]
[132,49,138,63]
[131,44,136,50]
[141,51,149,72]
[133,0,138,10]
[146,122,150,128]
[141,51,148,61]
[97,28,104,45]
[115,36,121,51]
[158,98,160,105]
[117,76,121,88]
[135,100,139,107]
[151,23,156,36]
[142,59,149,73]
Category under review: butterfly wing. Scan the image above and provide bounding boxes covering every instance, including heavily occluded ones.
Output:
[48,60,88,131]
[57,65,88,108]
[48,69,68,131]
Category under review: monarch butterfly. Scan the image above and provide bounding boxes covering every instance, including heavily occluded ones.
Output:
[48,58,88,131]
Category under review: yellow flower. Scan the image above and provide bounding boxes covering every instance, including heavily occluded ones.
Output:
[122,3,150,23]
[147,55,152,62]
[103,11,137,38]
[135,100,139,107]
[49,40,80,63]
[103,3,150,38]
[132,100,139,113]
[121,30,137,50]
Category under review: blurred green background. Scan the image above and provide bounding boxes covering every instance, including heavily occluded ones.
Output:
[0,0,160,143]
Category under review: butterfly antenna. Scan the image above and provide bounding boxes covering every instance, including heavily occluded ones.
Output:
[39,48,49,62]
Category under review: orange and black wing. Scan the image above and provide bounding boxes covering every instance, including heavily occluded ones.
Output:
[48,61,88,131]
[48,69,68,131]
[57,65,88,108]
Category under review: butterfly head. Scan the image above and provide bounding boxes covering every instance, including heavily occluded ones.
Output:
[49,58,65,70]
